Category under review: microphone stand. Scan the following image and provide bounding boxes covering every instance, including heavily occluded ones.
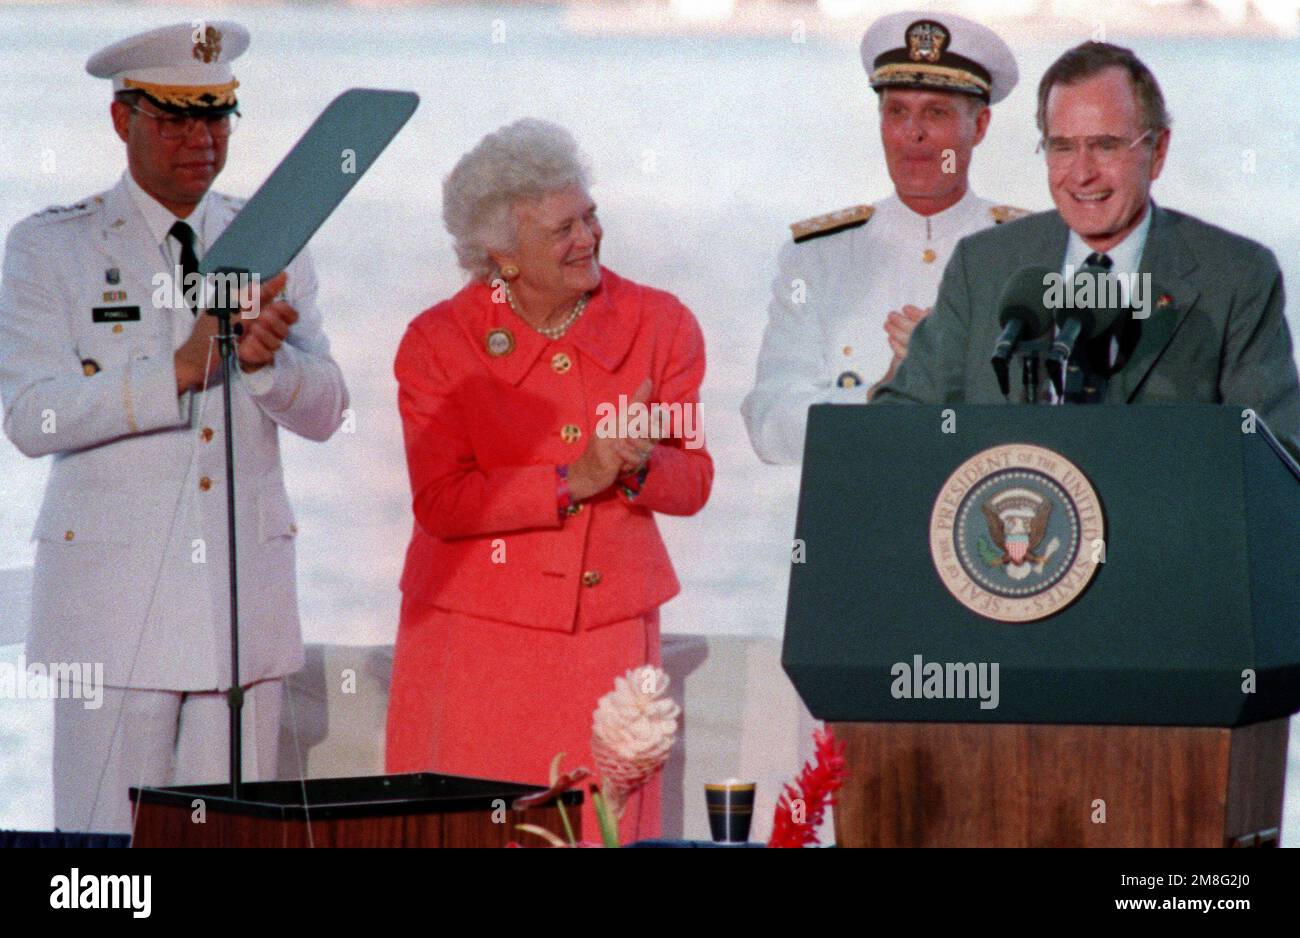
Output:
[208,266,247,799]
[1022,352,1040,404]
[1062,355,1086,403]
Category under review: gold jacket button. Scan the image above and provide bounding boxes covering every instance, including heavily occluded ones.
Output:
[201,427,214,443]
[561,424,582,444]
[112,323,124,334]
[64,530,75,542]
[922,248,937,263]
[582,570,602,587]
[551,352,572,374]
[199,476,212,492]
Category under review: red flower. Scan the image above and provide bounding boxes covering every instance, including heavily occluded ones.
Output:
[767,726,849,848]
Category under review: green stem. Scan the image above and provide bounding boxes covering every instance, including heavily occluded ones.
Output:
[555,799,577,846]
[591,789,621,848]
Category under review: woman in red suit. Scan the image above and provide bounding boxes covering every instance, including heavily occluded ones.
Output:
[386,118,712,843]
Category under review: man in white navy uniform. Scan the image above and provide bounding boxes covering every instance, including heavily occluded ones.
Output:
[742,10,1027,465]
[0,22,349,833]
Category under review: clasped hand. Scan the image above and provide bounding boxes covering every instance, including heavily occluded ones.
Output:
[566,377,660,502]
[173,271,297,393]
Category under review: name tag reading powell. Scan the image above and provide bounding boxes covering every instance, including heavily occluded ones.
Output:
[92,305,141,323]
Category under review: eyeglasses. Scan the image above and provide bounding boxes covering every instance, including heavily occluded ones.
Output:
[1037,129,1153,165]
[127,104,239,140]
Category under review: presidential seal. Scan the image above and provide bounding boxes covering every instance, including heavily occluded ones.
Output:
[929,444,1104,623]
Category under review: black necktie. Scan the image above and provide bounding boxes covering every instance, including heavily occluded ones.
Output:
[1074,252,1116,403]
[169,221,199,316]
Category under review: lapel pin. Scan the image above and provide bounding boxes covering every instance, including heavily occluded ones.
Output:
[1157,293,1173,309]
[485,328,514,357]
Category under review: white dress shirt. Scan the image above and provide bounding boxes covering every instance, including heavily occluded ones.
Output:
[1045,202,1154,402]
[123,170,276,396]
[1060,199,1153,309]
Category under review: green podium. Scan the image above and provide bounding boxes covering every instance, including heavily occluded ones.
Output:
[783,404,1299,847]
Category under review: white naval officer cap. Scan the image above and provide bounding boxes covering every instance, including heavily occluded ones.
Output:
[86,20,249,114]
[860,10,1018,105]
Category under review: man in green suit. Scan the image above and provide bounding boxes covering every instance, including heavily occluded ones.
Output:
[874,41,1300,462]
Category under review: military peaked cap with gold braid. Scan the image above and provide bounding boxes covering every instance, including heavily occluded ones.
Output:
[860,10,1018,105]
[86,21,249,115]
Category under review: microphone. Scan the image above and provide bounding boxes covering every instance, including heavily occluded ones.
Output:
[1046,267,1126,399]
[991,266,1056,397]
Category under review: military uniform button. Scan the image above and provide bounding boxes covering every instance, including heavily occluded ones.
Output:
[551,352,572,374]
[112,323,124,334]
[842,346,853,357]
[561,423,582,444]
[922,248,937,263]
[199,476,212,492]
[201,427,214,443]
[582,570,602,587]
[64,530,75,542]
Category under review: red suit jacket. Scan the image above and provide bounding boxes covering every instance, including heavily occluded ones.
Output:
[394,267,713,631]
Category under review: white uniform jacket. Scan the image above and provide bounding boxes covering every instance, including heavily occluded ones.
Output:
[0,176,349,690]
[741,190,1025,465]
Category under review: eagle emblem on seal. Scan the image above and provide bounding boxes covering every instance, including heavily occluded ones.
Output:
[980,488,1056,569]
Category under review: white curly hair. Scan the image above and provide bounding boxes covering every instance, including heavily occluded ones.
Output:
[442,118,593,282]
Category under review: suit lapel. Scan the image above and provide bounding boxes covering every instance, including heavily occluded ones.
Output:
[1110,204,1200,402]
[1028,212,1072,271]
[93,179,191,359]
[568,273,638,374]
[457,281,548,385]
[977,213,1068,397]
[98,179,169,301]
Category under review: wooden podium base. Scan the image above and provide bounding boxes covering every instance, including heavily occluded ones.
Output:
[130,773,580,848]
[831,720,1288,847]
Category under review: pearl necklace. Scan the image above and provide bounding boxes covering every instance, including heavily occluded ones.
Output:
[504,283,589,340]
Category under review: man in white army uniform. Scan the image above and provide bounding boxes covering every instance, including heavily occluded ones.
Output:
[0,22,349,832]
[743,11,1026,465]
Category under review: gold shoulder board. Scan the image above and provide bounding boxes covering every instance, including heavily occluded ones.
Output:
[790,204,874,244]
[989,204,1031,225]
